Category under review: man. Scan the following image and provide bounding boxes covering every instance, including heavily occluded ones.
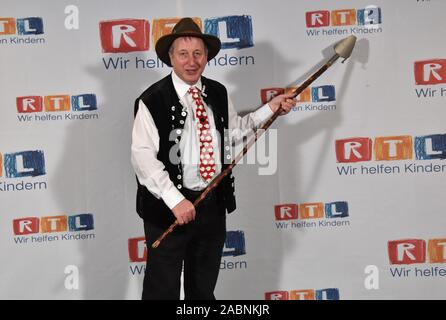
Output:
[131,17,296,300]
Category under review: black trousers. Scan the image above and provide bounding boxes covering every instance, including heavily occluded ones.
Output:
[142,189,226,300]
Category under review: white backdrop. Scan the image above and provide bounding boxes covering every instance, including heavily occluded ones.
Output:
[1,0,446,300]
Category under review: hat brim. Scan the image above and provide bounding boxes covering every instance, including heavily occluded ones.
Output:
[155,33,221,67]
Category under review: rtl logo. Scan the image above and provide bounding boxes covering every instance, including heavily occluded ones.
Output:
[275,201,348,221]
[335,133,446,163]
[261,86,335,105]
[222,230,246,257]
[128,237,146,262]
[128,230,246,262]
[414,59,446,85]
[388,238,446,265]
[1,150,45,178]
[306,7,382,28]
[0,17,44,35]
[265,288,339,300]
[16,94,97,113]
[99,19,149,53]
[99,15,253,53]
[13,214,94,235]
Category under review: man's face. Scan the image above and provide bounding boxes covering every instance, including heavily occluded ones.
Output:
[169,37,207,85]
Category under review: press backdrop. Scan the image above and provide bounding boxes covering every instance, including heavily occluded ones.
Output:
[1,0,446,299]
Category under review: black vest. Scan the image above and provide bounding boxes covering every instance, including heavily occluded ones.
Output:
[134,74,236,228]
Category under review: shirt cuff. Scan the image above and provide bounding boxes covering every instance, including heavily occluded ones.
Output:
[162,185,185,210]
[253,104,274,126]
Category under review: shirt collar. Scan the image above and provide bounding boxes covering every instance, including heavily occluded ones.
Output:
[171,71,203,98]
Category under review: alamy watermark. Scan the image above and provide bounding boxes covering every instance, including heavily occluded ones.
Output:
[168,128,278,175]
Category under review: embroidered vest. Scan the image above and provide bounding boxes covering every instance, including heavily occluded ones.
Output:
[134,74,236,228]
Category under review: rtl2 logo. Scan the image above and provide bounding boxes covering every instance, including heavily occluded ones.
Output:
[414,59,446,85]
[16,94,97,113]
[388,238,446,265]
[306,7,382,28]
[1,150,45,178]
[0,17,44,35]
[261,86,335,105]
[265,288,339,300]
[13,214,94,235]
[335,133,446,163]
[99,15,253,53]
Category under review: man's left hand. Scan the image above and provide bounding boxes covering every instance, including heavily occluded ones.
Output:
[268,93,297,115]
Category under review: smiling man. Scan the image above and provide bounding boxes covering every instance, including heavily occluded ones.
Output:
[131,17,296,300]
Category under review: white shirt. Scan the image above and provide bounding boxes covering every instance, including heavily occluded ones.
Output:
[131,71,273,210]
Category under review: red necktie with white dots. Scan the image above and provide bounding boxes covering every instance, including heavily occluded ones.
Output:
[188,86,216,183]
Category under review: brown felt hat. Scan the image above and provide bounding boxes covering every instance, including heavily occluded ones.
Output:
[155,17,221,67]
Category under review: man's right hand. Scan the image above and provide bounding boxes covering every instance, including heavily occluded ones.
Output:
[172,199,196,225]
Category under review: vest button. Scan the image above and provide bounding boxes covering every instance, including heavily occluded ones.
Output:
[177,184,182,189]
